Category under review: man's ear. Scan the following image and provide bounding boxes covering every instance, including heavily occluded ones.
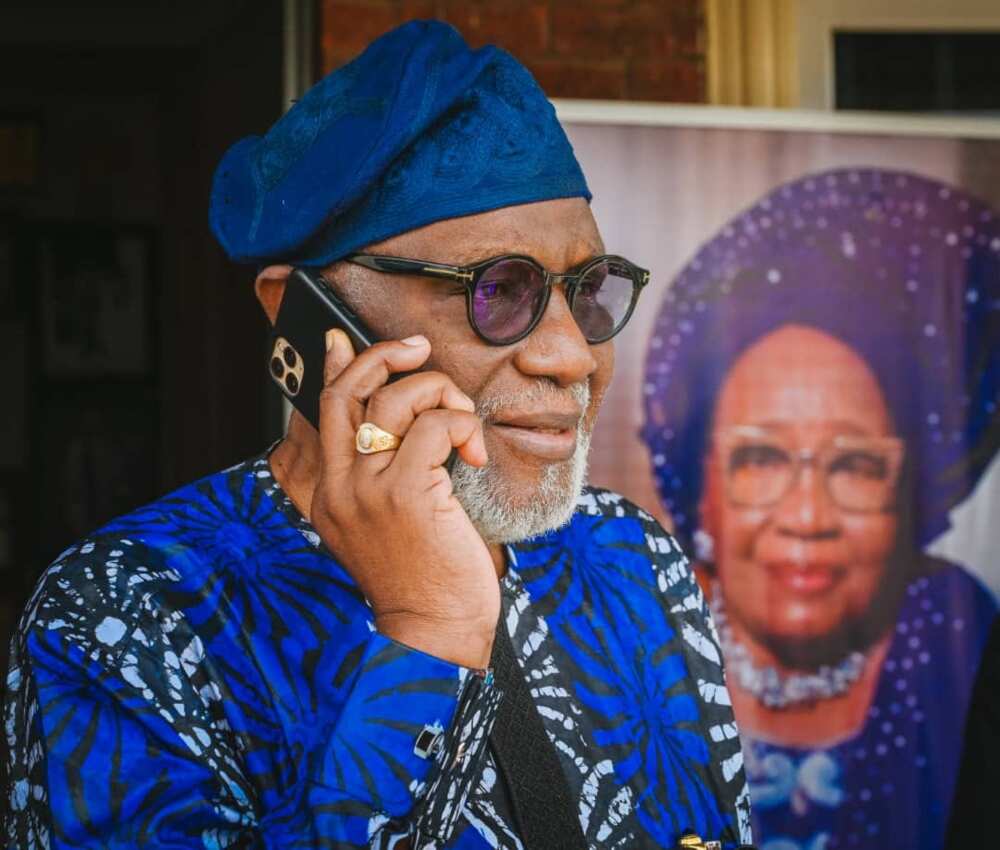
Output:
[254,265,293,326]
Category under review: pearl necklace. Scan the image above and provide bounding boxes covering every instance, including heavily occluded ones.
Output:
[710,582,869,710]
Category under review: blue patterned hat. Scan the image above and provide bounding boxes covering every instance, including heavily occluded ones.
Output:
[209,20,591,265]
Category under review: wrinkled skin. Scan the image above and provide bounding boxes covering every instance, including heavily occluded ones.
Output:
[259,198,613,668]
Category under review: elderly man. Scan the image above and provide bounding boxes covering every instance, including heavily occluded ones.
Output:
[4,21,751,850]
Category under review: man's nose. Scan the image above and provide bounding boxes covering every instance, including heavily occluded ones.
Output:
[773,465,842,538]
[512,286,598,387]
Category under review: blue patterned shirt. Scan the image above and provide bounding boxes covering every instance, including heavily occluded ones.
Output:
[4,452,752,848]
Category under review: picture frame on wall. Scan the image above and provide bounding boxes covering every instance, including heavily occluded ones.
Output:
[0,114,42,191]
[36,224,154,378]
[0,482,11,571]
[0,320,27,469]
[0,224,12,313]
[36,389,160,558]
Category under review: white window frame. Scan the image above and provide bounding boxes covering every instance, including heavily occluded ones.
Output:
[796,0,1000,110]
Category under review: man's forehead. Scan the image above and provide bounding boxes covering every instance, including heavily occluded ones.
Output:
[382,199,605,265]
[449,231,605,266]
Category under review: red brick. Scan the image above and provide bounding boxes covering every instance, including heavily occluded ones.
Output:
[530,58,627,100]
[550,4,633,61]
[442,1,549,55]
[547,0,628,7]
[628,1,703,59]
[318,0,707,105]
[668,4,703,47]
[400,0,439,20]
[627,56,703,102]
[320,1,401,71]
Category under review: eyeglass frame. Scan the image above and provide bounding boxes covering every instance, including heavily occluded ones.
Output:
[711,424,907,513]
[345,252,651,346]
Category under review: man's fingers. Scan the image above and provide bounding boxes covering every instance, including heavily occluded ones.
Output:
[323,328,355,386]
[316,329,359,473]
[330,337,433,408]
[318,335,433,466]
[387,409,488,479]
[363,372,475,439]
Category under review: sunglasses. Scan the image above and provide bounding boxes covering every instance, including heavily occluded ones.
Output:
[345,252,650,346]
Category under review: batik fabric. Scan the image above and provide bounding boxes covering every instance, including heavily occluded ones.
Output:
[5,452,752,848]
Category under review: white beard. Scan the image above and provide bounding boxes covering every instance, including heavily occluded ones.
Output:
[451,382,592,544]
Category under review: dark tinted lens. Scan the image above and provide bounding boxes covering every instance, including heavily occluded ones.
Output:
[572,260,635,341]
[472,258,546,343]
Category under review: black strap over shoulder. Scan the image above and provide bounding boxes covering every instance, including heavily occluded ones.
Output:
[488,616,589,850]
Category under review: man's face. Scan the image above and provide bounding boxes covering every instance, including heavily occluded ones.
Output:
[700,325,900,664]
[334,197,614,542]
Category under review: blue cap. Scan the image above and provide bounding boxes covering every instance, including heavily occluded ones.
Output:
[209,20,591,266]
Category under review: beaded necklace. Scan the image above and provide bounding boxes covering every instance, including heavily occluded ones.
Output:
[710,581,869,709]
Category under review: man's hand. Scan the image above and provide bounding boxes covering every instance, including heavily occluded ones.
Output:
[309,329,498,669]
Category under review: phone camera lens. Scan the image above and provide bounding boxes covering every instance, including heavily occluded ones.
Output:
[270,357,284,378]
[285,373,300,395]
[283,347,298,368]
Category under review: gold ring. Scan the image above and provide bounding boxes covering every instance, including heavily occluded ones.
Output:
[355,422,401,454]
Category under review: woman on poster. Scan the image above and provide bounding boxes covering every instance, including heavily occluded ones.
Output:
[641,168,1000,850]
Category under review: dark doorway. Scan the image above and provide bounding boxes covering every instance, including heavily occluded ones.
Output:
[0,1,285,643]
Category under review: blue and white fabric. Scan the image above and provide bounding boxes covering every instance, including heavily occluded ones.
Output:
[5,452,752,848]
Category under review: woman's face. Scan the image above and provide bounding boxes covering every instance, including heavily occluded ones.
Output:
[700,325,901,656]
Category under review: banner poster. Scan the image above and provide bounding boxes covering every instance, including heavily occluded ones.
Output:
[567,115,1000,850]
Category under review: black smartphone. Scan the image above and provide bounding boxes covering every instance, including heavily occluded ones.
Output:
[268,268,378,429]
[268,268,458,471]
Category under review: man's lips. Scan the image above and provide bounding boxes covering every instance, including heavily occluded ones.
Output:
[489,410,582,462]
[764,560,846,594]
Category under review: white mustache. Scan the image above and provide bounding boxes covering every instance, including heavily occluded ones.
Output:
[475,381,591,428]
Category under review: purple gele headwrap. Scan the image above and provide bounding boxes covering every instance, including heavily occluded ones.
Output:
[641,168,1000,553]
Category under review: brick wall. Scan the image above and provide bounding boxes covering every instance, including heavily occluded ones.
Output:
[319,0,706,102]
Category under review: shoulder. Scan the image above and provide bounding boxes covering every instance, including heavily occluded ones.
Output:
[13,510,247,748]
[574,485,690,553]
[930,562,998,658]
[573,484,676,543]
[99,452,302,557]
[575,485,660,524]
[912,558,998,638]
[569,486,705,610]
[927,558,997,599]
[882,562,1000,753]
[18,454,270,660]
[884,560,999,705]
[18,533,183,667]
[566,494,748,834]
[8,535,258,842]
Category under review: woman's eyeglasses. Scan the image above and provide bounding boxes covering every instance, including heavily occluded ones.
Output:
[714,425,905,513]
[345,253,650,346]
